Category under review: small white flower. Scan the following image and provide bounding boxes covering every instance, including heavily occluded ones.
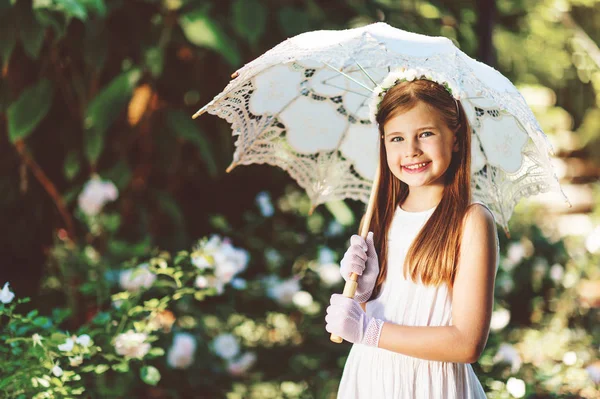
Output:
[231,278,247,290]
[119,263,156,292]
[195,275,208,289]
[586,362,600,384]
[69,355,83,367]
[266,277,301,306]
[114,330,151,359]
[490,308,511,331]
[292,291,313,308]
[585,226,600,254]
[191,254,212,269]
[256,191,274,217]
[58,337,75,352]
[51,363,63,377]
[506,377,526,398]
[167,333,196,369]
[493,343,522,373]
[317,263,342,286]
[562,351,577,366]
[325,220,344,237]
[76,334,92,347]
[77,176,118,217]
[227,352,257,376]
[549,263,564,283]
[368,67,461,123]
[212,333,240,360]
[507,242,526,265]
[195,275,224,294]
[0,282,15,304]
[32,333,44,347]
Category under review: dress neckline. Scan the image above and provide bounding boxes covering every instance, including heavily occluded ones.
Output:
[397,203,437,215]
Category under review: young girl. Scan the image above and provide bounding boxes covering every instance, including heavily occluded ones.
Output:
[324,71,500,398]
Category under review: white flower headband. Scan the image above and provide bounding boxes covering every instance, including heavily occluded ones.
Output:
[368,67,462,124]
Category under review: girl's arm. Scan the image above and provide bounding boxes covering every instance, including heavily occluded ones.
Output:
[376,204,498,363]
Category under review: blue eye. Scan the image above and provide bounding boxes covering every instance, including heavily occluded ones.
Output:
[389,131,433,142]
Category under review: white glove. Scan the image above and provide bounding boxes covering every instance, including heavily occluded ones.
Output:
[325,294,384,346]
[339,232,379,303]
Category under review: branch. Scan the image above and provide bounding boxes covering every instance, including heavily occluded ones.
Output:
[13,140,76,241]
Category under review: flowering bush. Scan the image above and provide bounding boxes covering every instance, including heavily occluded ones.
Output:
[1,175,599,398]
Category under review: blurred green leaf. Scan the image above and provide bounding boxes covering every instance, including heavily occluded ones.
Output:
[7,79,54,142]
[165,109,218,178]
[277,7,311,36]
[83,21,108,71]
[34,9,69,39]
[144,47,164,78]
[17,1,45,59]
[232,0,266,46]
[154,190,185,228]
[0,7,16,66]
[80,0,106,16]
[53,0,87,20]
[94,364,110,374]
[101,160,132,191]
[148,347,164,357]
[64,151,80,181]
[140,365,160,386]
[179,9,240,66]
[84,68,142,164]
[324,200,354,226]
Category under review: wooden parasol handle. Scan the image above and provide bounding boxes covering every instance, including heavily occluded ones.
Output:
[330,163,381,343]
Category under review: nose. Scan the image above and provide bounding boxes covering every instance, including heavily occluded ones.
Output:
[403,138,422,159]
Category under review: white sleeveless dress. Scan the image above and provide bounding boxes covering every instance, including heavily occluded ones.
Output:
[337,201,499,399]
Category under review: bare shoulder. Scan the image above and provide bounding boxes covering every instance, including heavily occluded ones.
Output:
[463,203,495,236]
[459,203,497,264]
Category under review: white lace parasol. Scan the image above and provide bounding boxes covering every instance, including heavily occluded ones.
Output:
[195,22,570,236]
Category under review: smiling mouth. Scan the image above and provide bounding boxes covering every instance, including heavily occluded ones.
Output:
[402,161,431,173]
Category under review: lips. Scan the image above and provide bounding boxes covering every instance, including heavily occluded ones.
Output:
[402,161,431,173]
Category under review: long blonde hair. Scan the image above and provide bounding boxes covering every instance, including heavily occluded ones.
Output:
[361,79,472,299]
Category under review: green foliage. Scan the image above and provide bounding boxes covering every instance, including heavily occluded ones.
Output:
[232,0,267,46]
[84,68,141,164]
[179,8,241,66]
[7,79,54,142]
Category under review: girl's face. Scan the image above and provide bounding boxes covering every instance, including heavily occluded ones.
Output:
[382,101,458,190]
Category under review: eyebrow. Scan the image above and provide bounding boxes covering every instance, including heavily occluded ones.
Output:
[385,126,438,137]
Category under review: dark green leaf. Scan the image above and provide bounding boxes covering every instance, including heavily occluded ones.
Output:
[112,362,129,373]
[17,2,45,59]
[83,21,108,71]
[84,68,142,163]
[54,0,88,20]
[140,365,160,386]
[165,109,218,178]
[278,7,312,36]
[101,159,132,191]
[80,0,107,17]
[154,190,185,228]
[179,9,240,66]
[7,79,54,142]
[0,7,17,66]
[144,47,164,78]
[94,364,110,374]
[232,0,266,46]
[34,9,69,39]
[64,151,80,181]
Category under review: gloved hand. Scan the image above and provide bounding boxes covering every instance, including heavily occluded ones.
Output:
[339,231,379,303]
[325,294,384,346]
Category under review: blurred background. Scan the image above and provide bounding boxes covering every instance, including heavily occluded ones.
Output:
[0,0,599,398]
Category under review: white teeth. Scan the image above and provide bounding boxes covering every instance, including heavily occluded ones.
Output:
[405,162,428,170]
